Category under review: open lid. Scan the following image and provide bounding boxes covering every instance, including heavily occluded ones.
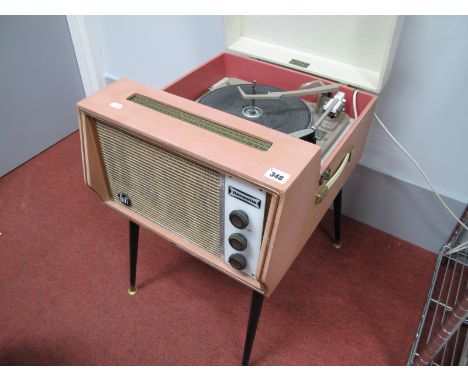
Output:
[224,16,403,93]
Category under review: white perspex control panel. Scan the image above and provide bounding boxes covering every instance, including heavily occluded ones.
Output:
[223,176,267,279]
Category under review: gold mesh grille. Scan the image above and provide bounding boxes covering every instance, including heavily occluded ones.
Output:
[127,94,272,151]
[95,120,222,257]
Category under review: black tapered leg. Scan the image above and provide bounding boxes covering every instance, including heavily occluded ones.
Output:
[242,291,265,366]
[333,189,342,249]
[128,220,140,296]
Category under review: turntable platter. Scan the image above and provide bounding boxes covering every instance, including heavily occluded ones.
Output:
[197,84,312,134]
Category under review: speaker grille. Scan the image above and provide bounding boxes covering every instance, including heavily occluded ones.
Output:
[95,120,223,257]
[127,94,272,151]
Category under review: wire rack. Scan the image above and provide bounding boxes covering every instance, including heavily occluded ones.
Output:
[407,206,468,366]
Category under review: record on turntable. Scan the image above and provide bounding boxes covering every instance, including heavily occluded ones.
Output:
[197,77,352,156]
[198,82,312,134]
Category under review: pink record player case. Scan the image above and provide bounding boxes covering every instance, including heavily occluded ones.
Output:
[77,16,403,365]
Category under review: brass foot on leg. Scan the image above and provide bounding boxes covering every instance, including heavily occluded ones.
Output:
[128,285,138,296]
[332,241,342,250]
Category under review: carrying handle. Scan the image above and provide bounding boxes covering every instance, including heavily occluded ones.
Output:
[315,150,352,204]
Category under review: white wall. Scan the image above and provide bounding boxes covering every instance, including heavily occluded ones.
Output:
[360,16,468,203]
[0,16,85,176]
[95,16,225,88]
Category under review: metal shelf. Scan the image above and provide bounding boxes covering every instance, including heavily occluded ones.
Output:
[407,206,468,366]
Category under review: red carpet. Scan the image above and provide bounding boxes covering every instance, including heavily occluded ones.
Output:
[0,131,435,365]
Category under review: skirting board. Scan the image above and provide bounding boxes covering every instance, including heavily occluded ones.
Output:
[342,164,465,254]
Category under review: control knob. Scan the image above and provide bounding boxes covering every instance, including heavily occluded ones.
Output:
[228,233,247,251]
[229,210,249,229]
[228,253,247,270]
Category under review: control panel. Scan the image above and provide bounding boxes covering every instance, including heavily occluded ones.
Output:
[223,176,266,279]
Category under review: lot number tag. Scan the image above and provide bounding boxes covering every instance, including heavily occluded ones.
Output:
[264,168,290,184]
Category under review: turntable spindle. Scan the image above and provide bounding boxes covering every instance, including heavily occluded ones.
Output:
[249,80,256,115]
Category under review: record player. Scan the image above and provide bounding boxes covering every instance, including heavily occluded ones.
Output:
[77,16,403,364]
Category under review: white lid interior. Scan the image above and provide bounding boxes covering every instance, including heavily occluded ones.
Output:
[224,16,403,93]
